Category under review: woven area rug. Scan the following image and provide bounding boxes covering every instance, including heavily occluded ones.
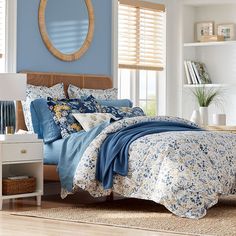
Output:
[13,196,236,236]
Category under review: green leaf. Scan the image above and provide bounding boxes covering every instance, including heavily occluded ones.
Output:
[192,86,221,107]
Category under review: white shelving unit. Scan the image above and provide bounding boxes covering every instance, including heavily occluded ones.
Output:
[184,40,236,47]
[183,83,232,88]
[181,1,236,125]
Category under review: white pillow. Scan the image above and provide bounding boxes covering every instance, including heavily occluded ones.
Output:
[21,83,66,131]
[73,113,117,132]
[68,84,118,100]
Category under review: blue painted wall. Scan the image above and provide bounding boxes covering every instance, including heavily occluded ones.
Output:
[17,0,112,76]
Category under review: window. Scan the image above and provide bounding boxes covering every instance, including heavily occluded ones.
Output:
[118,0,166,115]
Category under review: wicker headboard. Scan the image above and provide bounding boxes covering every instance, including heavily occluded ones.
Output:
[16,71,113,131]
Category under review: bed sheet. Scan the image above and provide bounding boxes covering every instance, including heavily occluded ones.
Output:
[44,138,64,165]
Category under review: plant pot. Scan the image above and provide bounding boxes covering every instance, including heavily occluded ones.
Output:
[199,106,208,127]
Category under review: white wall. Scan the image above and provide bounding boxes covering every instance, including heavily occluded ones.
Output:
[165,0,182,117]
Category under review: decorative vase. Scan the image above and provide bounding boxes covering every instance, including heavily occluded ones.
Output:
[212,114,226,126]
[199,106,208,127]
[190,110,201,125]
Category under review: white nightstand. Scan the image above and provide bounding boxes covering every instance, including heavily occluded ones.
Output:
[0,138,43,210]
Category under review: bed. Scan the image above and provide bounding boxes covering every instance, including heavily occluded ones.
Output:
[16,71,236,219]
[16,71,113,181]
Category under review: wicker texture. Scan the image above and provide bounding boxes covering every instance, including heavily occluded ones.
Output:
[2,177,36,195]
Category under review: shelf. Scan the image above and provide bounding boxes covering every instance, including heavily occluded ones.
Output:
[2,191,42,200]
[2,159,43,165]
[184,41,236,47]
[182,0,236,7]
[183,84,232,88]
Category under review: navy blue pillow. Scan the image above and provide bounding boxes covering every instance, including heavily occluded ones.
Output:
[47,95,101,138]
[101,106,145,119]
[30,98,62,143]
[97,99,133,108]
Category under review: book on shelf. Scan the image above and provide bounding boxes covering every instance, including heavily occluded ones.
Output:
[184,60,212,85]
[186,61,198,84]
[194,62,212,84]
[184,61,192,84]
[192,62,201,84]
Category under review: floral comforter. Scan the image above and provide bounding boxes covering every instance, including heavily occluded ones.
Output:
[73,116,236,219]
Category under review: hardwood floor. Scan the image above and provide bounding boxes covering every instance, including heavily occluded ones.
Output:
[0,192,192,236]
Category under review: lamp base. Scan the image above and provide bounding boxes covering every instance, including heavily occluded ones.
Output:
[0,101,16,134]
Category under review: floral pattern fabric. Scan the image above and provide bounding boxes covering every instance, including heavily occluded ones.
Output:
[21,83,66,131]
[101,106,145,118]
[47,96,100,138]
[72,116,236,219]
[68,84,118,100]
[73,113,117,132]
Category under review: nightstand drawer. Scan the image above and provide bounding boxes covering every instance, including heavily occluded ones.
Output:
[1,143,43,162]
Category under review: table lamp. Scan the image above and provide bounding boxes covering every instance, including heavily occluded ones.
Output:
[0,73,26,134]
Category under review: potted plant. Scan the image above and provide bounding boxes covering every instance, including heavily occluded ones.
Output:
[192,86,221,126]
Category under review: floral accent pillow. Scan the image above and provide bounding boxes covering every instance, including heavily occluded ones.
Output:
[68,84,118,100]
[73,113,118,132]
[101,106,146,119]
[47,96,101,138]
[21,83,66,131]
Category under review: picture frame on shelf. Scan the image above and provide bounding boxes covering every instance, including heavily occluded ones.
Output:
[195,21,214,42]
[217,23,235,41]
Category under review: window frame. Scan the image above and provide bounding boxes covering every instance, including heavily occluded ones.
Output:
[118,69,166,115]
[113,0,167,115]
[112,0,119,87]
[3,0,17,73]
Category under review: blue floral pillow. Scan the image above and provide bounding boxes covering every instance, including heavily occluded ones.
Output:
[101,106,145,119]
[47,96,100,138]
[22,83,66,131]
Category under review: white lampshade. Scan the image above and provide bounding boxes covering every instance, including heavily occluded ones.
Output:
[0,73,26,101]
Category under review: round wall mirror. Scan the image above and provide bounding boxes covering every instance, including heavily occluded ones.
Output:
[38,0,94,61]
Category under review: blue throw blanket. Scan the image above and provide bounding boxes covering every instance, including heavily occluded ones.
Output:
[58,121,110,192]
[96,121,202,189]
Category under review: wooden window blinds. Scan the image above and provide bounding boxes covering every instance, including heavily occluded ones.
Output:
[118,0,165,71]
